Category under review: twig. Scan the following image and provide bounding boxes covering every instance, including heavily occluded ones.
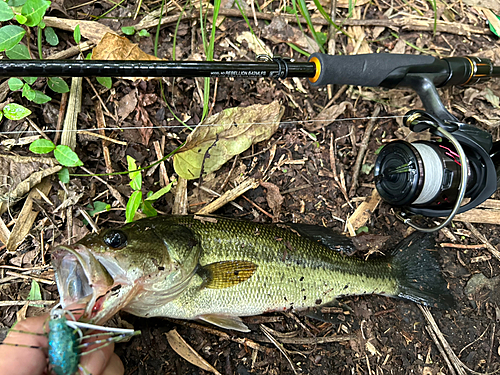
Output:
[192,182,243,211]
[26,118,50,141]
[94,101,113,174]
[260,325,298,375]
[349,105,381,197]
[167,318,271,354]
[196,178,259,215]
[0,300,56,307]
[54,92,68,145]
[79,130,127,146]
[4,271,54,285]
[439,243,487,249]
[464,222,500,262]
[153,140,169,187]
[135,9,491,36]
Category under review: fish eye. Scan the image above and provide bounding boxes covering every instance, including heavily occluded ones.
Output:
[103,230,127,249]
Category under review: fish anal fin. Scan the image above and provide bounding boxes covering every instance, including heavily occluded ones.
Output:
[200,260,257,289]
[198,314,250,332]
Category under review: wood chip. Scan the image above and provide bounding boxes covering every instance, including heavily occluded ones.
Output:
[347,189,381,236]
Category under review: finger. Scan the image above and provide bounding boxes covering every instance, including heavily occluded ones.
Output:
[79,340,115,375]
[0,314,49,375]
[102,353,124,375]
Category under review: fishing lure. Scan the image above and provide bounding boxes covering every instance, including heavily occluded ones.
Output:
[1,305,140,375]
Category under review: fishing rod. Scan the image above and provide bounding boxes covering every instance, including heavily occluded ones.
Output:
[1,53,500,232]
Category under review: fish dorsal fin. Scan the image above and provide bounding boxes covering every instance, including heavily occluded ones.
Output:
[198,314,250,332]
[199,260,257,289]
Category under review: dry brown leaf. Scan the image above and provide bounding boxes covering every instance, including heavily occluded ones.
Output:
[6,178,52,252]
[117,89,138,120]
[44,17,117,43]
[479,8,500,35]
[260,181,284,221]
[166,329,221,375]
[261,17,320,54]
[236,32,272,56]
[93,33,161,80]
[173,101,284,180]
[464,0,500,13]
[306,101,353,131]
[0,154,61,215]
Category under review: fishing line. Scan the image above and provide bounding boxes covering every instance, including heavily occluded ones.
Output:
[0,115,406,136]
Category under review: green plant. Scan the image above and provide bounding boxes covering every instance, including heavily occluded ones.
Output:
[125,155,174,223]
[29,138,84,183]
[0,0,70,107]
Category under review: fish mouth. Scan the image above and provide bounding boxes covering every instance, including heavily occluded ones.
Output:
[52,244,119,323]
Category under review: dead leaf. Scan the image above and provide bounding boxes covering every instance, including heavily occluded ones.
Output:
[261,17,320,54]
[44,17,117,43]
[306,101,353,131]
[0,154,60,215]
[260,181,284,221]
[166,329,221,375]
[92,33,161,81]
[479,7,500,36]
[117,89,138,120]
[236,32,272,56]
[173,101,284,180]
[316,0,370,8]
[464,0,500,13]
[7,178,52,252]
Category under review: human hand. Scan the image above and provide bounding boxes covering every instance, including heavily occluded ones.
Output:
[0,312,124,375]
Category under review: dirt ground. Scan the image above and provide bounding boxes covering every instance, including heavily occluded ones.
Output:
[1,0,500,374]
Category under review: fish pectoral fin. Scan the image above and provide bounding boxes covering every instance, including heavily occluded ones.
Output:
[198,314,250,332]
[199,260,257,289]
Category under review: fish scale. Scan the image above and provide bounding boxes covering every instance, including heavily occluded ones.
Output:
[53,215,453,332]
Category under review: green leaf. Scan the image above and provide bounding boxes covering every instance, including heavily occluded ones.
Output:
[138,29,150,37]
[21,0,51,27]
[27,279,42,307]
[145,181,174,201]
[15,13,26,24]
[74,24,81,44]
[0,25,26,52]
[125,190,142,223]
[31,89,51,104]
[5,43,30,59]
[22,82,35,100]
[87,201,111,216]
[96,76,112,89]
[0,1,14,21]
[29,138,55,154]
[44,26,59,46]
[3,103,31,120]
[23,76,36,84]
[127,155,142,191]
[356,226,369,235]
[54,145,83,167]
[48,77,69,93]
[361,163,374,175]
[8,77,24,90]
[121,26,135,35]
[8,0,27,6]
[141,199,157,217]
[58,167,69,183]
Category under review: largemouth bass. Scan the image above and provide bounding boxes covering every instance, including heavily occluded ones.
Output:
[52,215,453,332]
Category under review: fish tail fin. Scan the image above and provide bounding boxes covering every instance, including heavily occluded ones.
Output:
[391,232,454,309]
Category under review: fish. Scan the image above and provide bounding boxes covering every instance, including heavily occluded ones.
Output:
[52,215,453,332]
